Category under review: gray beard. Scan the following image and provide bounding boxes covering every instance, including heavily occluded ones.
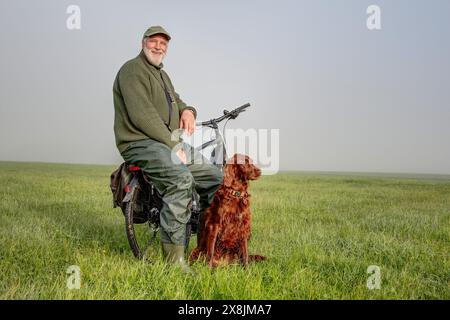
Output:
[143,47,165,66]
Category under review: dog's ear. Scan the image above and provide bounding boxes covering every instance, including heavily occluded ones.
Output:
[223,154,240,186]
[223,163,235,187]
[235,154,251,181]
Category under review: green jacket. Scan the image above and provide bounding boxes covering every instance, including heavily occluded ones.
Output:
[113,50,197,153]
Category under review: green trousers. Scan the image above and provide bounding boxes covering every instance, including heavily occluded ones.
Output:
[120,138,223,245]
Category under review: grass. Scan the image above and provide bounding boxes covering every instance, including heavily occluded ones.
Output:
[0,161,449,299]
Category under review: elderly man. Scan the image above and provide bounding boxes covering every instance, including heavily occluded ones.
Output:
[113,26,223,271]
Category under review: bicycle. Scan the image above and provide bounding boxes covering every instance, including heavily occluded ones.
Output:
[113,103,251,261]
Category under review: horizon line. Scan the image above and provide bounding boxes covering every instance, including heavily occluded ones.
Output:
[1,159,449,179]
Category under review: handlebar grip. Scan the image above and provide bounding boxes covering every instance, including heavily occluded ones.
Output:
[197,103,251,126]
[229,103,250,114]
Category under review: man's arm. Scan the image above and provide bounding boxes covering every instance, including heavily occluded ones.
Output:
[119,68,179,149]
[177,95,197,119]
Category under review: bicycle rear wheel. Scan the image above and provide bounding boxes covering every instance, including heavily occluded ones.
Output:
[123,186,159,261]
[124,179,200,259]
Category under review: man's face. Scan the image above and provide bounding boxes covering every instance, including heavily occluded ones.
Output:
[142,34,169,66]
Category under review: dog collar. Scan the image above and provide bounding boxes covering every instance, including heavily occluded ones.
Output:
[223,187,248,199]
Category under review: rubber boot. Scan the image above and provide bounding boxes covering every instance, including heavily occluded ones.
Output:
[161,243,192,274]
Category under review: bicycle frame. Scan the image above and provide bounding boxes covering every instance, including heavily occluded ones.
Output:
[195,121,227,171]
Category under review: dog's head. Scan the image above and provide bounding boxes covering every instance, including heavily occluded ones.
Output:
[223,154,261,187]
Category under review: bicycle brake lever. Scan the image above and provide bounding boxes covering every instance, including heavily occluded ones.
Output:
[230,110,240,119]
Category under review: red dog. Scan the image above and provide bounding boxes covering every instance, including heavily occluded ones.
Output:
[189,154,266,267]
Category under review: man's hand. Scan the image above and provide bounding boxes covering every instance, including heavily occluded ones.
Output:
[179,109,195,136]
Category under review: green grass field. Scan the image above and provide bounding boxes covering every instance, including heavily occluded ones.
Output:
[0,161,449,299]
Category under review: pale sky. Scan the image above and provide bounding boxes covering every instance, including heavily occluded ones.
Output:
[0,0,449,174]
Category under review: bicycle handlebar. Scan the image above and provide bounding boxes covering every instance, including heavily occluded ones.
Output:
[197,103,250,127]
